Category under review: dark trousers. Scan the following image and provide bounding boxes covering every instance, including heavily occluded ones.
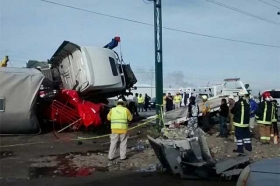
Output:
[219,116,228,137]
[144,102,151,111]
[166,104,173,111]
[129,102,138,116]
[235,126,252,153]
[202,113,210,131]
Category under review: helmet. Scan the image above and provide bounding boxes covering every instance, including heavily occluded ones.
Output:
[262,91,271,99]
[228,95,234,99]
[201,95,208,100]
[117,99,124,103]
[238,90,246,97]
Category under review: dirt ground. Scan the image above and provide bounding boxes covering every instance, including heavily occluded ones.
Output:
[0,114,279,186]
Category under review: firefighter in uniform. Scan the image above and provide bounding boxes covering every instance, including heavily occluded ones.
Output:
[256,92,273,144]
[271,97,279,143]
[270,98,279,144]
[231,90,252,153]
[107,99,133,161]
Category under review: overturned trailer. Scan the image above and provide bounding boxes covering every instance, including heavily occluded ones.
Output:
[147,129,250,180]
[0,68,44,135]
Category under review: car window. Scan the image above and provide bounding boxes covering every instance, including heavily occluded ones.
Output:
[268,91,280,99]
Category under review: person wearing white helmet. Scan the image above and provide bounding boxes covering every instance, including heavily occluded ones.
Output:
[228,95,235,134]
[107,98,133,161]
[201,95,211,132]
[231,90,252,154]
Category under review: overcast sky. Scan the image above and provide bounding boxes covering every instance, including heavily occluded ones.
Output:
[0,0,279,94]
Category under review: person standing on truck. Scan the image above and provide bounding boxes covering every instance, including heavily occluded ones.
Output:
[201,95,211,132]
[228,95,235,135]
[137,94,144,112]
[231,90,252,154]
[144,93,151,112]
[107,99,133,161]
[256,92,273,144]
[218,99,229,138]
[187,96,199,137]
[271,98,279,143]
[174,92,182,109]
[245,94,258,133]
[166,93,174,111]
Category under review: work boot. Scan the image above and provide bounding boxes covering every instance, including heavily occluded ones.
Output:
[232,149,244,153]
[120,157,128,161]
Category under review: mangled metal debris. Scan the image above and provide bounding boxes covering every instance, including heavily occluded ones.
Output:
[147,127,250,180]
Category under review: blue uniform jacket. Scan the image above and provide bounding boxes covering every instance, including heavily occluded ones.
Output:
[249,99,258,118]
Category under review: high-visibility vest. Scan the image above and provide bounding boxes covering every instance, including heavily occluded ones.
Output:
[110,107,128,130]
[202,101,211,113]
[138,96,144,103]
[256,101,273,125]
[234,101,249,127]
[163,96,166,105]
[174,95,181,103]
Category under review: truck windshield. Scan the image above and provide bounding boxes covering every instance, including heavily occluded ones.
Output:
[268,91,280,99]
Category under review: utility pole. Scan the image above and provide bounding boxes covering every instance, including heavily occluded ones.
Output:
[150,68,155,97]
[152,0,163,128]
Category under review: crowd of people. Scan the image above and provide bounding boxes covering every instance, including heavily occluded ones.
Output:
[107,90,278,161]
[185,90,279,155]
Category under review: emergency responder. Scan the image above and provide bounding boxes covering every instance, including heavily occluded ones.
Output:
[137,94,144,112]
[256,92,273,144]
[107,99,133,161]
[183,92,188,106]
[201,95,211,132]
[231,90,252,154]
[271,98,279,144]
[163,93,167,115]
[245,94,258,133]
[187,96,199,137]
[174,92,182,109]
[228,95,235,134]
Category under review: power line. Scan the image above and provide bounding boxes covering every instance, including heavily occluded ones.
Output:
[142,0,152,4]
[204,0,280,26]
[270,0,280,4]
[41,0,280,49]
[255,0,280,9]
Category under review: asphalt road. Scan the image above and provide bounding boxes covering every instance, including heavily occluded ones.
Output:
[0,110,237,186]
[0,172,236,186]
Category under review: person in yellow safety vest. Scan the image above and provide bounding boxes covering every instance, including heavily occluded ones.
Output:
[163,93,167,114]
[256,92,274,144]
[107,99,133,161]
[201,95,211,131]
[137,94,144,112]
[174,92,182,109]
[0,56,9,67]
